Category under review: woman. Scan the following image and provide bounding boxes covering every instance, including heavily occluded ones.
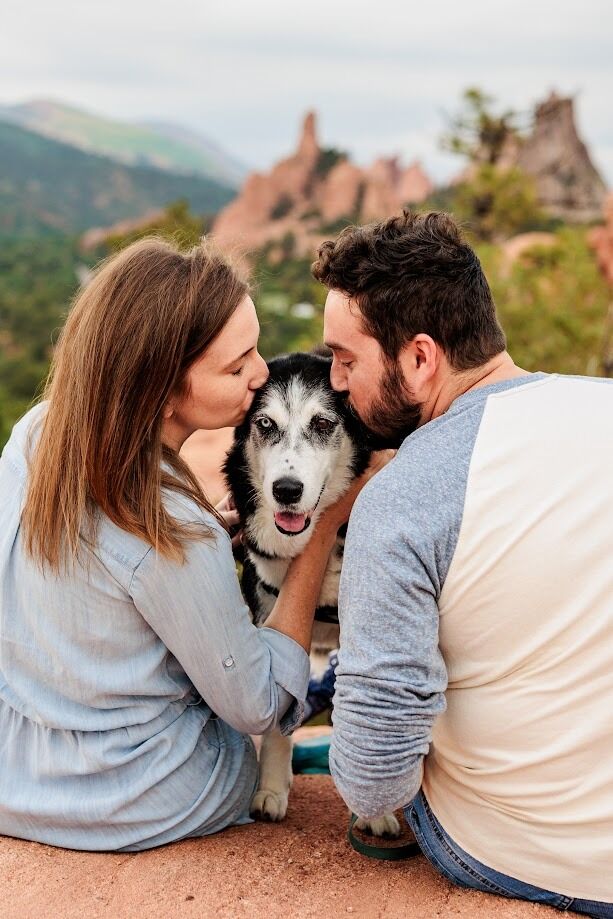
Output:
[0,237,376,852]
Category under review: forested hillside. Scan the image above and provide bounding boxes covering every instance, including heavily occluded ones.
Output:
[0,121,235,237]
[1,100,246,187]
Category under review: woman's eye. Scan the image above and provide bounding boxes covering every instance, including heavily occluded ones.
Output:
[231,366,244,376]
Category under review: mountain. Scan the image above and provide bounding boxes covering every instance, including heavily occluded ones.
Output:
[213,111,434,260]
[0,120,236,237]
[1,99,247,188]
[139,119,247,187]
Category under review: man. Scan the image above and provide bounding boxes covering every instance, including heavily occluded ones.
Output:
[312,211,612,915]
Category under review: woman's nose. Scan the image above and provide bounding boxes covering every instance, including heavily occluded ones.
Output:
[250,353,269,389]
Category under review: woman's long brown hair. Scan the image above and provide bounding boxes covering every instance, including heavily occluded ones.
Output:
[22,236,248,572]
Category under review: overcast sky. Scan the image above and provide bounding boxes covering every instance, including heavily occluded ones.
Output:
[2,0,612,184]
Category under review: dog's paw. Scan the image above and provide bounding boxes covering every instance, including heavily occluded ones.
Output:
[250,788,289,822]
[354,813,401,839]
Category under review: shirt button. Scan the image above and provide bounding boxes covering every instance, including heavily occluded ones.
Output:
[223,656,235,669]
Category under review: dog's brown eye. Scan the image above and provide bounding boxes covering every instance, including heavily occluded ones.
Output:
[312,416,335,433]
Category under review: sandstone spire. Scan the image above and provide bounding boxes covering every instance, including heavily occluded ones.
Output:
[517,93,607,221]
[399,160,435,204]
[212,110,435,259]
[297,111,319,163]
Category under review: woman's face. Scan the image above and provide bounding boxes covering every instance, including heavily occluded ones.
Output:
[163,295,269,450]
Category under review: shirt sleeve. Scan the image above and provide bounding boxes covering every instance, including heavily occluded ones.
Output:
[329,479,448,820]
[129,511,310,737]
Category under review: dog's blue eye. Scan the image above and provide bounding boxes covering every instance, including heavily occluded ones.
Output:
[255,416,274,431]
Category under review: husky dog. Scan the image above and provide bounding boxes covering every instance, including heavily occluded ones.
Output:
[224,352,400,838]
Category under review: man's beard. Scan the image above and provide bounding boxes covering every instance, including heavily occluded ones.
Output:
[349,360,423,450]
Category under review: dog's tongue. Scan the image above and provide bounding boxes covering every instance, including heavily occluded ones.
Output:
[274,511,308,533]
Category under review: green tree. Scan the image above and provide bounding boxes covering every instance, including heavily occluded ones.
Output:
[454,164,545,242]
[441,87,519,166]
[441,88,547,241]
[478,227,610,374]
[105,199,207,252]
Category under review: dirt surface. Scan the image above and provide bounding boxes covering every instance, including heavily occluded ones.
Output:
[0,773,551,919]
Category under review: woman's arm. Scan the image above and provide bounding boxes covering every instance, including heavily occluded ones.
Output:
[129,452,394,736]
[129,518,310,736]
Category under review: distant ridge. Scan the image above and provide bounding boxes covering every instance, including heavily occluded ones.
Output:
[0,120,236,237]
[1,99,247,188]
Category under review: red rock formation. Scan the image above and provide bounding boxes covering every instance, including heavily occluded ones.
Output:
[213,112,321,255]
[452,92,607,222]
[317,160,364,222]
[517,93,607,222]
[212,112,435,259]
[399,161,435,204]
[361,158,403,222]
[589,193,613,285]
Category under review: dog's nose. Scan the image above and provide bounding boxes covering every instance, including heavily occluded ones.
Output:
[272,477,303,505]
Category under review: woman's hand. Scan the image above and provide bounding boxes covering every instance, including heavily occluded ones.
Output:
[215,492,242,548]
[317,449,396,535]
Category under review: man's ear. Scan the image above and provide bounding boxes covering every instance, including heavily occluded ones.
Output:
[398,334,439,391]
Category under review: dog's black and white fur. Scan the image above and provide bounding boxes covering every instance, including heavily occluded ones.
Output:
[224,352,400,837]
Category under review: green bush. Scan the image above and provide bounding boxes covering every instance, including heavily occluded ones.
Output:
[314,148,347,179]
[451,165,547,242]
[478,226,610,375]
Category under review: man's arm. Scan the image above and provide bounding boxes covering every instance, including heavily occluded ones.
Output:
[329,480,448,820]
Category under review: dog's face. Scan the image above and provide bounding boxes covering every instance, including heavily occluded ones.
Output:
[225,353,370,555]
[248,374,349,537]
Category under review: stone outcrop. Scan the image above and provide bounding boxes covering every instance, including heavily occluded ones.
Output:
[516,93,607,222]
[452,93,607,222]
[212,112,434,259]
[318,160,364,222]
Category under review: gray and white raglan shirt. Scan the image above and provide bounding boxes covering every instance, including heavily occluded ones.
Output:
[330,372,613,903]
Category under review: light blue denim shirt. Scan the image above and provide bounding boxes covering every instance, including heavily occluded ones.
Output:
[0,404,309,851]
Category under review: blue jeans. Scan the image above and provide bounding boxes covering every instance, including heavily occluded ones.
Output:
[405,792,613,919]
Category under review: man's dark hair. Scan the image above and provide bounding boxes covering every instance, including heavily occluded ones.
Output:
[312,210,506,370]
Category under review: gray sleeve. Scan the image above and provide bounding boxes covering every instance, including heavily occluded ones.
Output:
[329,393,486,819]
[129,518,310,736]
[329,484,448,818]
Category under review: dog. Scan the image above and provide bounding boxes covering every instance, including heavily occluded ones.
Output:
[224,351,401,838]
